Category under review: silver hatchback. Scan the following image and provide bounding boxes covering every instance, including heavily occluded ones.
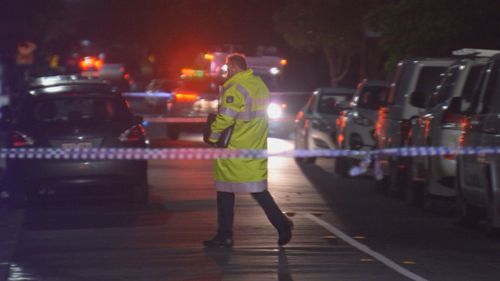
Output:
[294,87,354,164]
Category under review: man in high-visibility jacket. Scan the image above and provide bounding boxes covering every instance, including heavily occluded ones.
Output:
[203,54,293,248]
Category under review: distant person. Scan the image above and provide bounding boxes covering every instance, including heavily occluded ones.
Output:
[204,54,293,248]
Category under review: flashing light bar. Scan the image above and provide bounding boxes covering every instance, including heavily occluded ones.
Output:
[181,68,205,78]
[204,53,214,61]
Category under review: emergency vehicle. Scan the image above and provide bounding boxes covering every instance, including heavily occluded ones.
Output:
[200,45,288,90]
[161,46,290,139]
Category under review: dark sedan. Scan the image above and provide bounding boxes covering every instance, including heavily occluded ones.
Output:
[0,75,148,207]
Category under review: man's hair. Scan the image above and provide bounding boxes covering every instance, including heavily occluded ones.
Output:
[227,53,247,70]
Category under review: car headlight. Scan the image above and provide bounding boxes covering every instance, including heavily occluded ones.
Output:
[269,67,280,75]
[267,103,283,119]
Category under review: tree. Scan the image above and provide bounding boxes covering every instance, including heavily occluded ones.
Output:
[366,0,500,70]
[274,0,378,86]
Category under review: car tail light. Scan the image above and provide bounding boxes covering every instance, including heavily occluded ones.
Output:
[441,111,462,129]
[79,56,103,70]
[204,53,214,61]
[337,115,347,129]
[174,91,198,102]
[11,131,34,147]
[337,133,345,146]
[400,119,411,142]
[119,124,145,142]
[294,111,304,123]
[444,154,456,160]
[458,116,472,146]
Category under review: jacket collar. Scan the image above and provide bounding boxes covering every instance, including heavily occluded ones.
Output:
[224,69,253,88]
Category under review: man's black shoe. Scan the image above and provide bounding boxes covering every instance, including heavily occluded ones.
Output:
[203,236,234,248]
[278,219,294,246]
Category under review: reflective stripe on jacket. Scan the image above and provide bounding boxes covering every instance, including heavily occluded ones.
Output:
[209,69,269,192]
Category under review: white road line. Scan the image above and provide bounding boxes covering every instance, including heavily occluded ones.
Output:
[304,213,429,281]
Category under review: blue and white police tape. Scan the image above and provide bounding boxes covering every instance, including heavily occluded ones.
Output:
[122,92,172,98]
[1,146,500,160]
[3,146,500,179]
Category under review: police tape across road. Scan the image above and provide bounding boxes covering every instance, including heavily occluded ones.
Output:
[1,146,497,179]
[1,146,499,160]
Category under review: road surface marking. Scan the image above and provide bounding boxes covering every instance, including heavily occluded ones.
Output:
[304,213,429,281]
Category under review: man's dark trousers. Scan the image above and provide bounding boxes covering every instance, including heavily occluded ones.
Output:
[217,190,288,238]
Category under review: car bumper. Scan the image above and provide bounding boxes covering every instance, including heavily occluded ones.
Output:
[310,128,337,149]
[6,159,147,192]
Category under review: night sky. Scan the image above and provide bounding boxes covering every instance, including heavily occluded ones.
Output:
[0,0,332,90]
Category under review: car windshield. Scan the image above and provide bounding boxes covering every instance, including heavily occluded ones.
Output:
[317,94,348,114]
[26,96,130,128]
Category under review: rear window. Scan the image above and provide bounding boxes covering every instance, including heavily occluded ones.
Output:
[26,96,131,126]
[414,66,447,105]
[461,65,483,101]
[317,94,348,114]
[482,62,500,113]
[357,86,388,110]
[431,65,461,106]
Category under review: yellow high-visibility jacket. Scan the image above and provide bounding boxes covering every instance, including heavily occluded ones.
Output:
[209,69,269,192]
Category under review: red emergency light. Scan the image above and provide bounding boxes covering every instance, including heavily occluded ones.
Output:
[79,56,104,70]
[174,91,198,102]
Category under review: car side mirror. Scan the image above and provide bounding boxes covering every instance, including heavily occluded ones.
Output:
[447,97,466,114]
[134,115,144,124]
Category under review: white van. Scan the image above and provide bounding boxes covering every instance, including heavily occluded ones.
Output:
[374,57,454,195]
[454,53,500,233]
[405,50,500,208]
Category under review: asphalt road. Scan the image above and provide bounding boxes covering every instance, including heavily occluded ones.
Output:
[2,135,500,281]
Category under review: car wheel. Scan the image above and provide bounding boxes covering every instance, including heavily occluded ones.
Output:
[404,159,423,207]
[130,181,149,206]
[421,158,441,213]
[6,184,27,210]
[388,158,409,199]
[455,162,480,227]
[334,156,351,177]
[294,131,305,163]
[167,125,180,140]
[295,129,315,164]
[303,130,316,164]
[485,204,500,238]
[484,166,500,237]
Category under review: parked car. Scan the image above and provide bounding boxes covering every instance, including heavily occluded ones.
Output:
[454,53,500,232]
[405,49,499,208]
[124,79,174,117]
[335,79,389,176]
[165,76,223,140]
[374,57,455,195]
[0,75,148,208]
[294,87,354,164]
